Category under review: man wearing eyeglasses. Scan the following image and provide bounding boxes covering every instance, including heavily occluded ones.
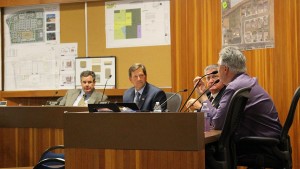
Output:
[186,64,226,112]
[200,47,282,169]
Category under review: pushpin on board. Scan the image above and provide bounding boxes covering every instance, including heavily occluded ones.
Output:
[222,1,228,9]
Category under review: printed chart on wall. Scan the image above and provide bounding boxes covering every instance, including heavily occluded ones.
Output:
[75,57,116,89]
[4,4,77,91]
[221,0,274,50]
[105,0,170,48]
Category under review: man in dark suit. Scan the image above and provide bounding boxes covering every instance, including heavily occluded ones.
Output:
[186,64,225,111]
[59,70,107,106]
[123,63,167,111]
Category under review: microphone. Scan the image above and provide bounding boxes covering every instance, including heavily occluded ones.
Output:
[179,70,218,112]
[100,75,112,103]
[160,89,188,111]
[183,79,220,112]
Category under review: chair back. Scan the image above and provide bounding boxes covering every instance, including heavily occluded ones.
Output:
[217,87,251,169]
[281,86,300,142]
[40,145,65,160]
[165,92,182,112]
[34,145,65,168]
[235,87,299,169]
[33,158,65,169]
[279,86,300,168]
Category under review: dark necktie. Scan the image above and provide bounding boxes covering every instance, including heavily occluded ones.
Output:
[209,96,214,102]
[134,92,141,104]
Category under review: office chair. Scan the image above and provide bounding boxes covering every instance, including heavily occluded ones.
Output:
[206,87,251,169]
[33,158,65,169]
[165,92,182,112]
[237,86,300,169]
[34,145,65,169]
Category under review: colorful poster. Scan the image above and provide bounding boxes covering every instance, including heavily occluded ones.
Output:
[105,0,170,48]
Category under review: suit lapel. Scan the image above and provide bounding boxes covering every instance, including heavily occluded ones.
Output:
[88,91,96,104]
[69,90,81,106]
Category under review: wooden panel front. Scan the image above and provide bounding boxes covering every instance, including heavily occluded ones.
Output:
[0,128,64,168]
[65,149,205,169]
[64,112,204,151]
[0,106,86,168]
[0,106,87,128]
[64,112,206,169]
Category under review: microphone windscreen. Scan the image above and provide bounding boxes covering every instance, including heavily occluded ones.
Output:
[210,70,218,74]
[214,79,220,84]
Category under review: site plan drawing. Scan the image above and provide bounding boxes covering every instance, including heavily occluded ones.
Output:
[222,0,274,50]
[105,0,170,48]
[4,4,76,91]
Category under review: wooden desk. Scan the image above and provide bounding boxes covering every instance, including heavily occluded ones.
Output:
[0,109,221,169]
[64,112,216,169]
[0,106,87,168]
[205,130,222,144]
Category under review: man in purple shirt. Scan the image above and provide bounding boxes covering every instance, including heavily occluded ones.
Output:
[195,46,282,168]
[195,46,282,139]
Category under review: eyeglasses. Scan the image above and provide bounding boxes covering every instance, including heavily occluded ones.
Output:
[205,74,219,82]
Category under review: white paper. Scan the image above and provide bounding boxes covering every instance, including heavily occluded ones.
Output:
[105,0,170,48]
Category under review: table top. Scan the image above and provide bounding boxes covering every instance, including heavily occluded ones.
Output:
[205,130,221,144]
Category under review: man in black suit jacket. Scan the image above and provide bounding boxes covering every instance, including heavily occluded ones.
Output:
[186,64,225,111]
[123,63,167,111]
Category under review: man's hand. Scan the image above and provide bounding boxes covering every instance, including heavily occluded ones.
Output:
[186,98,202,112]
[193,76,206,95]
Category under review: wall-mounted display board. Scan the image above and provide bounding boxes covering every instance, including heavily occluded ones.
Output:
[1,1,171,93]
[2,4,79,91]
[62,2,171,89]
[75,56,116,89]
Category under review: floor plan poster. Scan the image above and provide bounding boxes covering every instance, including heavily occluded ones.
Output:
[222,0,274,50]
[3,4,76,91]
[4,4,60,45]
[105,0,170,48]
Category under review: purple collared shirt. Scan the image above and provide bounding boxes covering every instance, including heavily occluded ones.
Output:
[203,73,282,139]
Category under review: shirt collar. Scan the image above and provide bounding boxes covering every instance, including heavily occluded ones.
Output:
[135,85,146,95]
[211,92,218,99]
[81,90,91,99]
